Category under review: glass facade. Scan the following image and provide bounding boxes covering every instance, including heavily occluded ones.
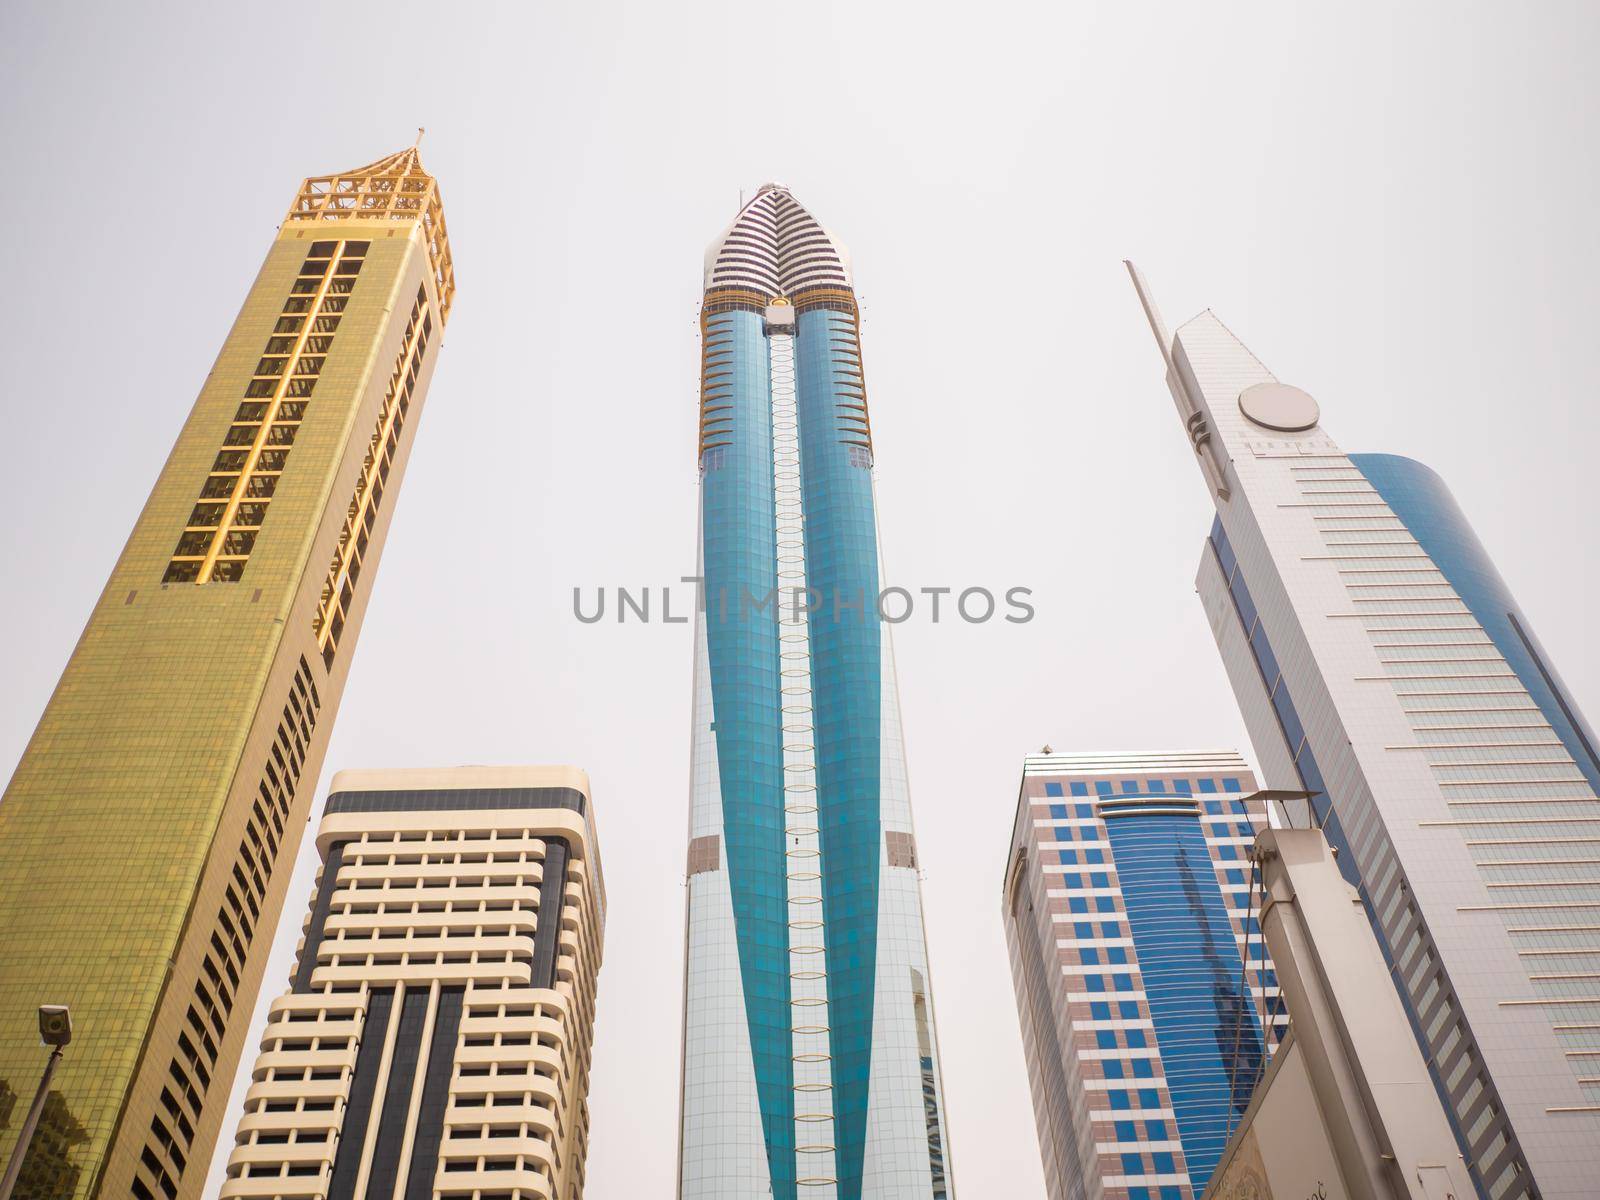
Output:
[1207,454,1600,1195]
[1141,291,1600,1197]
[1104,811,1263,1188]
[0,148,452,1200]
[681,186,952,1200]
[1350,454,1600,797]
[700,304,796,1186]
[1003,755,1283,1200]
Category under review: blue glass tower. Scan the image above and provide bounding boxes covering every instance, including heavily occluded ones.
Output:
[678,185,954,1200]
[1003,753,1285,1200]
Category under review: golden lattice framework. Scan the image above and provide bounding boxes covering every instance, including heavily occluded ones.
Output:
[286,146,455,323]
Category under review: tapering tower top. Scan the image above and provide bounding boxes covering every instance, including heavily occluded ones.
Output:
[703,183,852,303]
[287,146,455,323]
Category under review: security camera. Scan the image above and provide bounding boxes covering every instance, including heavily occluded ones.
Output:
[38,1006,72,1048]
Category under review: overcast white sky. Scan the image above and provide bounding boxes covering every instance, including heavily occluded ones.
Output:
[2,2,1597,1196]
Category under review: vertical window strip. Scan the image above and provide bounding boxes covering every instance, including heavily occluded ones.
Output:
[134,658,321,1200]
[314,285,430,666]
[164,241,367,584]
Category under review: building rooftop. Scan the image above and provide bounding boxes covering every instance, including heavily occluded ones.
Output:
[703,182,853,297]
[286,144,456,324]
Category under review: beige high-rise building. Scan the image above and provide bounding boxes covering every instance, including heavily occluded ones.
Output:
[217,766,606,1200]
[0,146,454,1200]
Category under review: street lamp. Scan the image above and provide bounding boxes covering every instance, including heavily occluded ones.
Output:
[0,1006,73,1200]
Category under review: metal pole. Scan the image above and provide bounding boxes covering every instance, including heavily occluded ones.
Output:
[0,1046,63,1200]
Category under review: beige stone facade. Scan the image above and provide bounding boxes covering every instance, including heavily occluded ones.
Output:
[218,766,605,1200]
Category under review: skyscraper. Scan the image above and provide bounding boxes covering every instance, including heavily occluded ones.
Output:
[1127,264,1600,1199]
[216,766,605,1200]
[1002,751,1285,1200]
[679,185,954,1200]
[0,146,454,1200]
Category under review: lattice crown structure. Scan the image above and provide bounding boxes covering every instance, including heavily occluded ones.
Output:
[287,146,455,323]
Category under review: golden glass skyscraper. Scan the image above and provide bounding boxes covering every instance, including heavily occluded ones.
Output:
[0,146,454,1200]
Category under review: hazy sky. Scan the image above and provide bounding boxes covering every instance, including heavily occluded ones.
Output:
[2,2,1597,1196]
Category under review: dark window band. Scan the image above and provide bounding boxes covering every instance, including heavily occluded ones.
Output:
[328,987,394,1200]
[324,786,585,816]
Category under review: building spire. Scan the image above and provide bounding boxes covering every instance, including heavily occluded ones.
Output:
[1124,260,1174,370]
[1124,260,1231,500]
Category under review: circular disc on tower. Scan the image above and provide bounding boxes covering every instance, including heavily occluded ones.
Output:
[1238,382,1320,432]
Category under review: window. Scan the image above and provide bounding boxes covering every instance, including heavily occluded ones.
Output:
[1045,782,1064,797]
[166,242,364,584]
[142,660,321,1190]
[315,286,430,666]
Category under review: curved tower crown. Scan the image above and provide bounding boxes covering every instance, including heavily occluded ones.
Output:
[703,182,853,297]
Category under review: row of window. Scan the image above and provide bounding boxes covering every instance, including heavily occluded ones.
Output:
[697,316,738,459]
[164,242,367,584]
[135,658,320,1200]
[1123,1186,1185,1200]
[314,284,431,667]
[1113,1149,1180,1176]
[827,325,874,459]
[1214,515,1534,1199]
[1043,778,1244,798]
